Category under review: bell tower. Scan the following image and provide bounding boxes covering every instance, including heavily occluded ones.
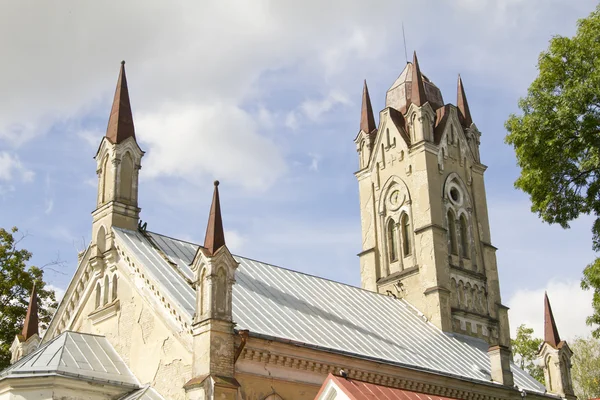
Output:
[355,52,509,347]
[91,61,144,260]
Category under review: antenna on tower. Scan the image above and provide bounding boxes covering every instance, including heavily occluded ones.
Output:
[402,22,408,63]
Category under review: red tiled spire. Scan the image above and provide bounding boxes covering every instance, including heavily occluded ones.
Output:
[410,52,427,107]
[457,74,473,127]
[203,181,226,256]
[105,61,136,144]
[360,80,376,134]
[21,284,39,340]
[544,292,561,348]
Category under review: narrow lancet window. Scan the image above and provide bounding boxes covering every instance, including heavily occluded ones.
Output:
[103,275,109,306]
[401,213,411,256]
[387,219,398,262]
[447,210,458,255]
[460,215,469,258]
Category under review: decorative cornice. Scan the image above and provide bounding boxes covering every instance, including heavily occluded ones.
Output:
[377,266,419,285]
[414,223,446,235]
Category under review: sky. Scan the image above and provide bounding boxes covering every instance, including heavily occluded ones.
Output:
[0,0,598,341]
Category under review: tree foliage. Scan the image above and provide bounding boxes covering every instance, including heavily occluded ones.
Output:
[0,227,57,369]
[571,336,600,399]
[505,5,600,336]
[511,324,544,383]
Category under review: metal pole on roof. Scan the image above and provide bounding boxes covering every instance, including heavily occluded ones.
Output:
[402,22,408,64]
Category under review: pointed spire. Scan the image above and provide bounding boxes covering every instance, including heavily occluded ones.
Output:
[544,292,561,348]
[457,74,473,127]
[105,61,136,144]
[21,284,39,341]
[360,80,377,134]
[410,52,427,107]
[203,180,226,256]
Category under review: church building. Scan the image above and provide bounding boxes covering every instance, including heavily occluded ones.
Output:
[0,54,576,400]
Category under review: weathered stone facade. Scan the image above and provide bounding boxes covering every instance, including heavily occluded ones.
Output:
[355,54,509,347]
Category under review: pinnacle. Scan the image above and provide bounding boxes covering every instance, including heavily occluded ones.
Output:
[105,61,136,144]
[203,180,226,256]
[457,74,473,127]
[544,292,561,348]
[360,80,377,134]
[410,51,427,107]
[21,284,39,341]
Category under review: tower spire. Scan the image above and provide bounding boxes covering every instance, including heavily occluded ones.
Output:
[204,180,226,255]
[544,292,561,348]
[21,284,39,340]
[106,60,136,144]
[360,80,377,134]
[410,52,427,107]
[457,74,473,127]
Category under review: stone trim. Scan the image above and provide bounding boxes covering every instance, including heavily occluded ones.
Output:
[377,266,419,285]
[413,223,446,235]
[357,247,375,257]
[479,241,497,250]
[424,285,450,295]
[89,299,120,325]
[450,265,487,281]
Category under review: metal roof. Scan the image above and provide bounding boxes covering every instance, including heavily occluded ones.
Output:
[1,331,139,388]
[318,373,459,400]
[113,228,546,393]
[119,386,166,400]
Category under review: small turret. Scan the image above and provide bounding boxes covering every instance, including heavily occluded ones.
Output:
[186,181,240,399]
[10,285,41,364]
[536,293,575,399]
[91,61,144,272]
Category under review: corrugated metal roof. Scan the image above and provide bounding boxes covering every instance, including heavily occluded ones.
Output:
[119,386,166,400]
[1,331,139,387]
[113,228,546,393]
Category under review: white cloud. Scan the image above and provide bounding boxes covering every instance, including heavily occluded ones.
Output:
[0,151,34,183]
[508,280,594,341]
[77,129,103,148]
[46,284,66,304]
[224,230,246,254]
[300,91,351,122]
[138,103,286,191]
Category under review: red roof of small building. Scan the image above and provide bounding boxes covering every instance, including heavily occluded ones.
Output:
[315,374,459,400]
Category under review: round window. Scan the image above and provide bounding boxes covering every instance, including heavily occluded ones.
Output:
[450,187,460,203]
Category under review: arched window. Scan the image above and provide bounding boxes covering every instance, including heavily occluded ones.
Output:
[100,155,109,204]
[216,268,227,313]
[97,226,106,254]
[103,275,109,306]
[119,153,134,201]
[111,275,118,301]
[95,283,101,309]
[460,215,469,258]
[387,219,398,262]
[401,213,411,256]
[450,278,458,308]
[199,268,206,317]
[447,210,458,255]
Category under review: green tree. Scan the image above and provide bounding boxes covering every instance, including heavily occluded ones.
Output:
[0,227,57,369]
[511,324,544,383]
[571,336,600,399]
[505,5,600,336]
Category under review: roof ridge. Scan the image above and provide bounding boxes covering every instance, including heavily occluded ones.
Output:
[141,229,412,302]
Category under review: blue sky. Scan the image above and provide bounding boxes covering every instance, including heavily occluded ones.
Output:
[0,0,597,340]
